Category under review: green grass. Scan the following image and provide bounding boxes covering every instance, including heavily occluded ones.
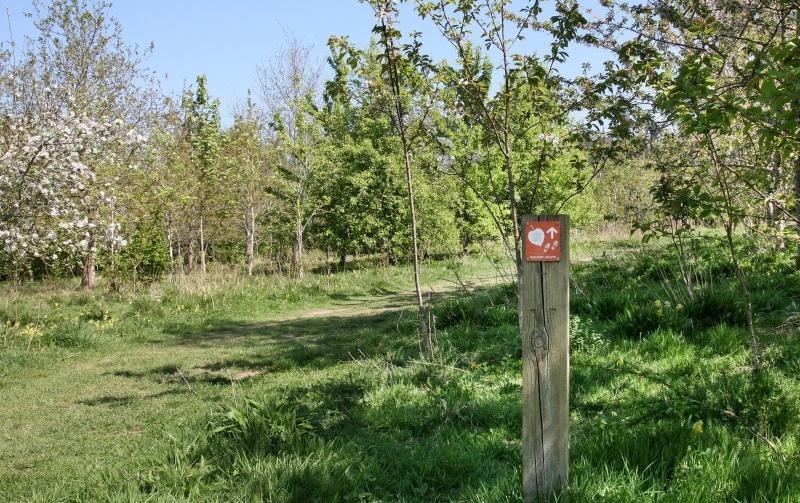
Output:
[2,243,800,502]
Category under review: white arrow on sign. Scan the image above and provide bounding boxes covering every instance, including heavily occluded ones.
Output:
[546,227,558,239]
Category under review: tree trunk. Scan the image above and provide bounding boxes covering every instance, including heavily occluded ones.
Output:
[188,238,195,273]
[9,267,19,291]
[339,252,346,270]
[176,239,184,275]
[378,16,432,358]
[504,150,522,276]
[767,151,781,227]
[794,155,800,268]
[80,235,96,289]
[246,239,255,276]
[402,146,432,358]
[292,213,304,279]
[245,207,255,276]
[724,222,761,373]
[199,217,207,274]
[166,213,176,279]
[706,131,762,373]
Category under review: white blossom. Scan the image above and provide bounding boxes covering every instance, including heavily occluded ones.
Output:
[0,85,146,268]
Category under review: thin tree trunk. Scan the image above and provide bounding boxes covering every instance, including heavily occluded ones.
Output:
[401,146,432,357]
[166,214,175,280]
[80,234,96,289]
[245,206,255,276]
[9,267,19,292]
[499,6,522,277]
[108,208,118,292]
[769,152,787,249]
[199,217,207,274]
[724,222,761,373]
[706,132,761,373]
[794,156,800,268]
[188,238,195,273]
[245,230,255,276]
[292,213,304,279]
[767,151,780,227]
[176,239,184,275]
[378,15,432,358]
[504,152,522,273]
[671,219,694,297]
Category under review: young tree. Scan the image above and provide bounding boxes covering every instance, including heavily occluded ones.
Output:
[415,0,612,276]
[257,39,323,278]
[605,0,800,371]
[364,0,440,357]
[146,97,188,279]
[316,40,418,273]
[180,76,222,275]
[224,92,273,276]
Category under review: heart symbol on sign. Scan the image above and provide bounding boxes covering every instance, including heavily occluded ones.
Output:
[528,228,545,246]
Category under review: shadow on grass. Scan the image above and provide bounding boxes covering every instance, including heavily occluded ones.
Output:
[77,388,189,407]
[109,363,268,387]
[147,288,497,380]
[158,285,506,381]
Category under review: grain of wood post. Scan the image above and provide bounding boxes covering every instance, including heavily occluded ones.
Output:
[520,214,569,502]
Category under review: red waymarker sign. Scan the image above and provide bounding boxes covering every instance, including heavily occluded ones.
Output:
[524,221,561,262]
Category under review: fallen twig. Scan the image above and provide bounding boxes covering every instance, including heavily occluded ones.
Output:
[175,367,197,395]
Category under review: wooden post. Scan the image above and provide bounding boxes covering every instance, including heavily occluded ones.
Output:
[520,214,569,502]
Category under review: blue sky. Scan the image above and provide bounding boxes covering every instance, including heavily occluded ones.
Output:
[1,1,608,124]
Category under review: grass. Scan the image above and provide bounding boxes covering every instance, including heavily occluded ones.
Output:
[2,240,800,501]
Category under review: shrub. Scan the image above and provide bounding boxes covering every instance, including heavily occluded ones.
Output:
[588,291,632,321]
[613,301,663,338]
[104,218,170,284]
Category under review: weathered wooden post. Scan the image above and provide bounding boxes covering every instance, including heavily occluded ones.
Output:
[520,214,569,502]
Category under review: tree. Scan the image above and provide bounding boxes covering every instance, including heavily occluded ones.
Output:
[0,0,155,287]
[319,40,418,268]
[363,0,441,357]
[0,84,134,285]
[181,75,222,275]
[146,97,188,279]
[14,0,158,288]
[257,38,323,279]
[224,92,273,276]
[605,0,800,371]
[415,0,616,277]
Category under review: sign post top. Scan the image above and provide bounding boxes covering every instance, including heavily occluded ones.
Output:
[524,220,561,262]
